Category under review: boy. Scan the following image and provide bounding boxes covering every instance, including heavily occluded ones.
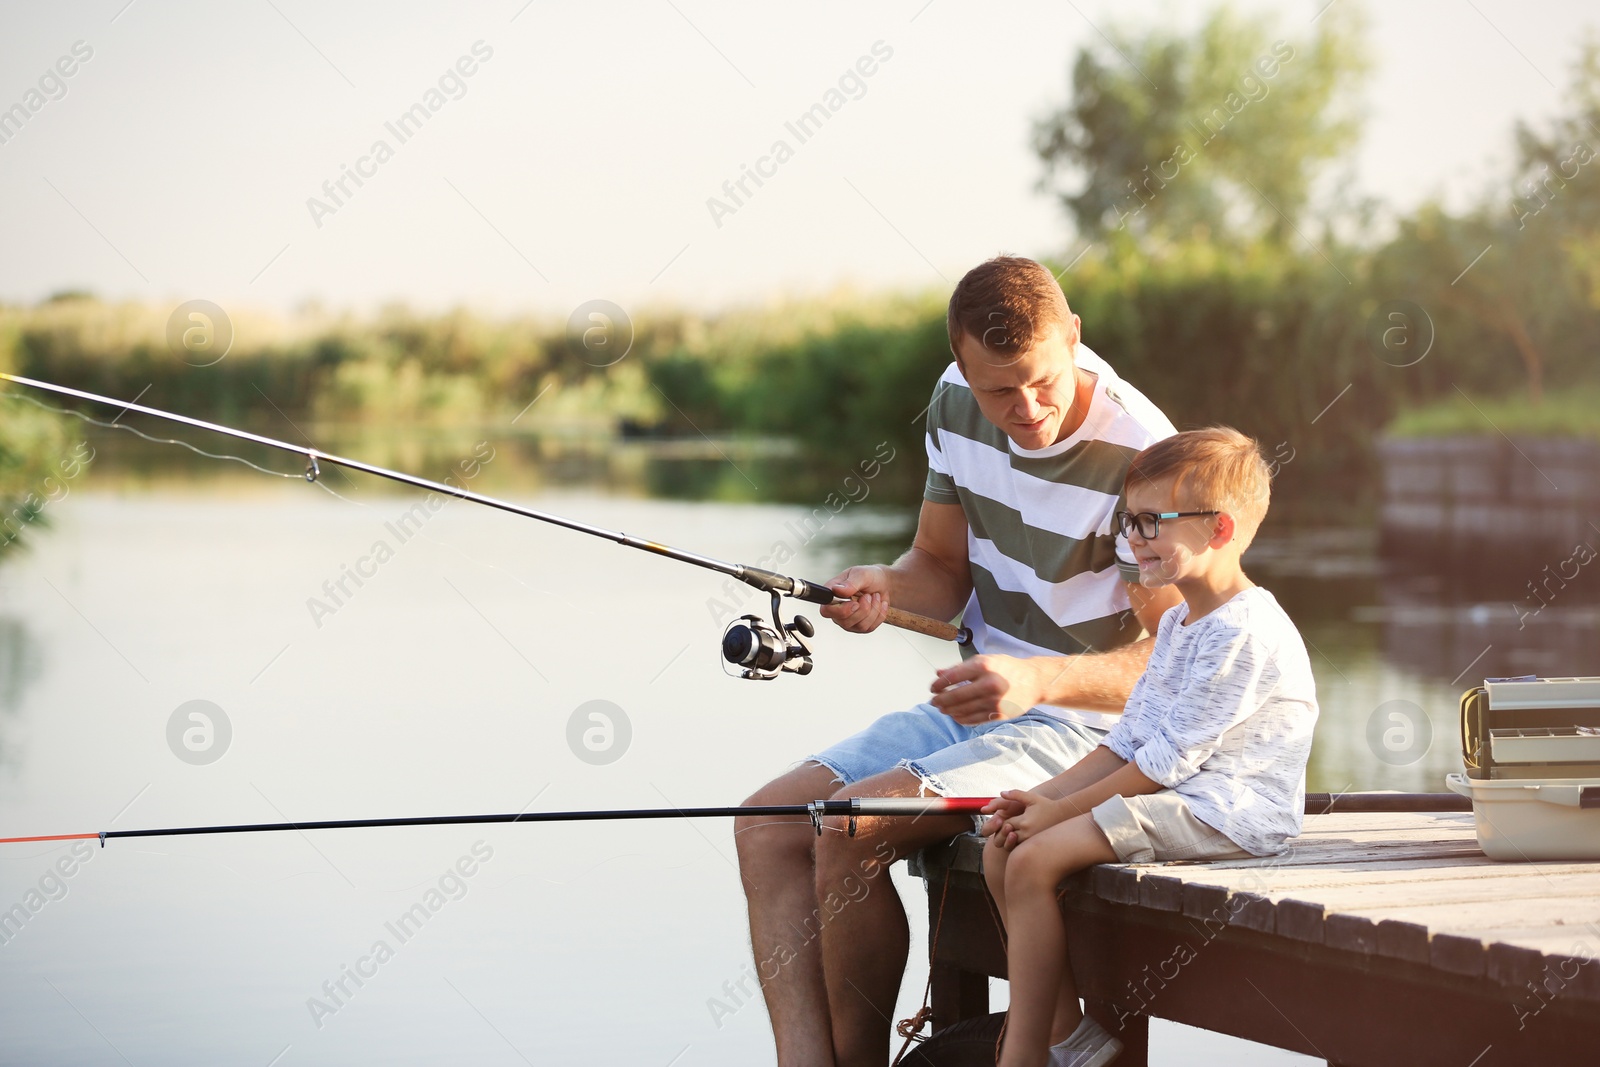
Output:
[979,426,1319,1067]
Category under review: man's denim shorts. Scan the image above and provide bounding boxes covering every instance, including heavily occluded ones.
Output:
[807,702,1106,801]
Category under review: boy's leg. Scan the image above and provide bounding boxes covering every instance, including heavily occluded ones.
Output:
[997,815,1118,1067]
[986,829,1101,1045]
[982,832,1010,927]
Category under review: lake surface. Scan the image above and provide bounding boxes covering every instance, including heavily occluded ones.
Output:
[1,430,1595,1066]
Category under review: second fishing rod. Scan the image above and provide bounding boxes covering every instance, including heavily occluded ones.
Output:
[0,372,973,679]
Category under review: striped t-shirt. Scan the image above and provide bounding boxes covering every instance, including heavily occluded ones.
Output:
[924,344,1177,730]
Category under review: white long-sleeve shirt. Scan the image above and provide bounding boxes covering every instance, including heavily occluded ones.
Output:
[1101,587,1319,856]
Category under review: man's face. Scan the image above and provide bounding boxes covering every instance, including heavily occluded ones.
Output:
[954,317,1082,450]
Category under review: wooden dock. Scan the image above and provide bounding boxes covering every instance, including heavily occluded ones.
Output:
[907,810,1600,1066]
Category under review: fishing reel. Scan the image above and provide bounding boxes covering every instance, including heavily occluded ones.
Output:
[722,591,815,680]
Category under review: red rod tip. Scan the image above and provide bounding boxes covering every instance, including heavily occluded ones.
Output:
[936,797,997,812]
[0,832,100,845]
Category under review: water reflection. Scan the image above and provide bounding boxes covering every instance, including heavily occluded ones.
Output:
[2,437,1596,1067]
[19,428,1600,796]
[71,423,929,507]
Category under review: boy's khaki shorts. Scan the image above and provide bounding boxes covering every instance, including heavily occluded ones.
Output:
[1091,792,1252,863]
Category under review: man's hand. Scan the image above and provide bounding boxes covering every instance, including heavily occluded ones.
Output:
[929,654,1049,725]
[820,565,891,633]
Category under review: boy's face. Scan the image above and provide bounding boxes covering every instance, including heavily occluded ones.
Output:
[1123,476,1227,587]
[954,318,1082,450]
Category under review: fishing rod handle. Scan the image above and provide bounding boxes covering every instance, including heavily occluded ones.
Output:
[884,607,968,644]
[740,564,972,645]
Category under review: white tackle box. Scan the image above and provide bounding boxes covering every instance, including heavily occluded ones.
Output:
[1445,676,1600,861]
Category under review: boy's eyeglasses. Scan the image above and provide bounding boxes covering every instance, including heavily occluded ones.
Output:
[1114,510,1220,539]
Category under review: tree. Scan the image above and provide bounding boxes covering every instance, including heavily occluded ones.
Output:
[1369,36,1600,404]
[1033,3,1369,250]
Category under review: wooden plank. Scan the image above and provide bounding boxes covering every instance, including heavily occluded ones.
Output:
[1253,873,1600,915]
[929,962,989,1032]
[1091,864,1140,906]
[1137,873,1186,912]
[1060,893,1600,1066]
[1325,912,1382,955]
[1176,857,1595,890]
[1484,935,1600,1008]
[1376,918,1432,964]
[912,815,1600,1000]
[1432,931,1488,976]
[1306,895,1600,937]
[1276,898,1327,944]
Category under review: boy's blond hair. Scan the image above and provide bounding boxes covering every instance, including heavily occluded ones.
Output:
[1126,427,1273,549]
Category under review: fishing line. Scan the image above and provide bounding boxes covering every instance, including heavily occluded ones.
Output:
[3,388,305,482]
[1,372,974,679]
[3,386,585,598]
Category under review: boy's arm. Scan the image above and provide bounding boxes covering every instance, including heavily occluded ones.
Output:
[1134,628,1280,789]
[1028,744,1128,802]
[980,744,1127,835]
[986,752,1162,845]
[1051,758,1164,821]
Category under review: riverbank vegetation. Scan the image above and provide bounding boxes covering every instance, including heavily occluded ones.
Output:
[2,5,1596,511]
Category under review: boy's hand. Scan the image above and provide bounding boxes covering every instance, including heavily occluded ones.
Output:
[979,794,1025,841]
[931,655,1049,725]
[821,566,891,633]
[989,788,1063,848]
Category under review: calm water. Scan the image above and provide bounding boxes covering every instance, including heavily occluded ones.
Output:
[1,432,1594,1066]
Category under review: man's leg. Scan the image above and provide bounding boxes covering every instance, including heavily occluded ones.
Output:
[734,761,852,1067]
[814,768,974,1067]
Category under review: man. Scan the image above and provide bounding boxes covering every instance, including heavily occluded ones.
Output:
[732,256,1182,1067]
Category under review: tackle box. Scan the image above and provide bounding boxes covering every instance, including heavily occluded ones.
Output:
[1445,676,1600,861]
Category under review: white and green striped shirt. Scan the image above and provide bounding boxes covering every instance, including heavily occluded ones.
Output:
[924,344,1177,729]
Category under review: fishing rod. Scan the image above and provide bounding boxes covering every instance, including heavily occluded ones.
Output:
[0,793,1471,849]
[4,797,997,846]
[0,372,971,679]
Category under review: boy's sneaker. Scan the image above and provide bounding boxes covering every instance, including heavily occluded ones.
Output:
[1047,1015,1123,1067]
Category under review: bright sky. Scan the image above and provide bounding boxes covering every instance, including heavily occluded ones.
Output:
[0,0,1593,320]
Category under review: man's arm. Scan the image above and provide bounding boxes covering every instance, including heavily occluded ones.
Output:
[930,579,1183,722]
[1037,580,1183,708]
[820,500,970,632]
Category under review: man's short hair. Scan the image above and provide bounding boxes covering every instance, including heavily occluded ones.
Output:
[946,255,1071,360]
[1126,427,1274,549]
